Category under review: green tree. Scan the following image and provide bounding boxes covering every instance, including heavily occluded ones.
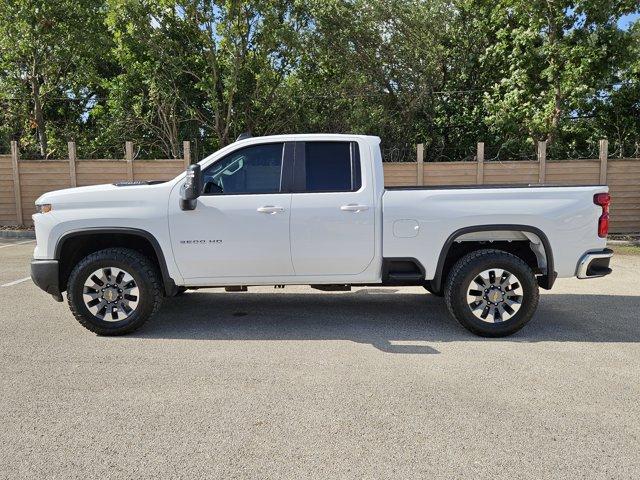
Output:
[0,0,638,160]
[592,19,640,157]
[481,0,639,156]
[101,0,204,158]
[0,0,112,157]
[184,0,307,148]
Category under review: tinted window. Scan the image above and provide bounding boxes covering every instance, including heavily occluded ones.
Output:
[304,142,360,192]
[202,143,283,194]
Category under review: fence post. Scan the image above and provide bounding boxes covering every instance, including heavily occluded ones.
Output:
[125,141,134,181]
[416,143,424,186]
[599,139,608,184]
[476,142,484,184]
[68,141,77,187]
[10,141,23,226]
[183,140,191,168]
[537,140,547,184]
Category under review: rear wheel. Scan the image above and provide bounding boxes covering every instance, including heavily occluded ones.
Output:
[444,249,539,337]
[67,248,162,335]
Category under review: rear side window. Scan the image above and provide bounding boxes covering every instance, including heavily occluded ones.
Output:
[303,142,361,192]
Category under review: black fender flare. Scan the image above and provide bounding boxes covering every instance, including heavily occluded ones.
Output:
[431,224,556,292]
[55,227,177,296]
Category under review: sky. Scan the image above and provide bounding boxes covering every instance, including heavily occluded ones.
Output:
[618,12,639,30]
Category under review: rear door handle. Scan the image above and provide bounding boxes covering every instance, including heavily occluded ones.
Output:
[257,205,285,214]
[340,204,369,212]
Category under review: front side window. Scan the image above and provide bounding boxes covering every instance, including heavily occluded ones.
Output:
[303,142,360,192]
[202,143,284,195]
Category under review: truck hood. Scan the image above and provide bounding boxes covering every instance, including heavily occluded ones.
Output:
[35,181,172,208]
[36,184,121,205]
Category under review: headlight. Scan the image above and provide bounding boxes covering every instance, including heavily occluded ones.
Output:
[35,204,52,214]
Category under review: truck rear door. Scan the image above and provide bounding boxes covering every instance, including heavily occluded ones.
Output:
[289,141,375,275]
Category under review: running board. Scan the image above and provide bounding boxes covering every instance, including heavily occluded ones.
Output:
[225,286,248,292]
[382,258,426,285]
[310,284,351,292]
[386,272,424,282]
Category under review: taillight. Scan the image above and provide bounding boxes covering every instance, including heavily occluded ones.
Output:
[593,192,611,238]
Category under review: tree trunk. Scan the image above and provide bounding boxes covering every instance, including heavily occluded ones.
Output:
[31,77,47,157]
[545,7,562,145]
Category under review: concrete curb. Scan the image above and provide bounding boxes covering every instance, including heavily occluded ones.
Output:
[0,230,36,239]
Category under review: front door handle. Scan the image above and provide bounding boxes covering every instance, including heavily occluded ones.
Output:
[257,205,285,214]
[340,204,369,212]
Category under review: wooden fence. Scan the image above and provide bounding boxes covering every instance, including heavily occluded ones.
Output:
[385,140,640,233]
[1,140,639,232]
[0,141,189,227]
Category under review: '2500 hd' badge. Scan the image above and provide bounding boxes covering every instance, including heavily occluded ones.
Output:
[180,239,222,244]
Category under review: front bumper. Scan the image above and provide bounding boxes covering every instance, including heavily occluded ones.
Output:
[31,259,63,301]
[576,248,613,279]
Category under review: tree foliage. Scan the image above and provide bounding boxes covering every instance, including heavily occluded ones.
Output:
[0,0,638,160]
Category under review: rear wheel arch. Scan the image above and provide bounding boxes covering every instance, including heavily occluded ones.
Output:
[55,228,176,296]
[431,225,555,293]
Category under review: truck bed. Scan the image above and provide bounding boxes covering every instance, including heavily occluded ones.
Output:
[381,184,609,279]
[385,183,604,190]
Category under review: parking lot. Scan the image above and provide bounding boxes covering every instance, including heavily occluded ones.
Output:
[1,237,639,479]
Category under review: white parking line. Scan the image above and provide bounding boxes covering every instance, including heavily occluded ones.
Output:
[1,277,31,287]
[0,240,34,249]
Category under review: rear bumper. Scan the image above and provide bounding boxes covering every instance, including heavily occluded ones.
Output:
[31,259,63,301]
[576,248,613,279]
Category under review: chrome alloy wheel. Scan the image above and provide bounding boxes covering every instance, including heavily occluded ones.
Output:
[82,267,140,321]
[466,268,523,323]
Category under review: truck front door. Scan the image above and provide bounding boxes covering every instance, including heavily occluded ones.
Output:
[168,142,295,280]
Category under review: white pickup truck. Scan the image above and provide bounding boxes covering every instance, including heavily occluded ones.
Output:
[31,134,613,337]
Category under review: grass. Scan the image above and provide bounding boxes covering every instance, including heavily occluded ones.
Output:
[610,244,640,256]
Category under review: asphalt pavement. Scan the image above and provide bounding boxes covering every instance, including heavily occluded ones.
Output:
[1,238,639,479]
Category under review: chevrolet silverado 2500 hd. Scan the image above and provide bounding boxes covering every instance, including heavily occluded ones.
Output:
[31,134,613,337]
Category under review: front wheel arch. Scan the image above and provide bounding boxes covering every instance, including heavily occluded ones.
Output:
[55,228,177,296]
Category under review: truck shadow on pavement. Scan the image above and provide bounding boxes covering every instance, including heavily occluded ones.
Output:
[131,290,640,354]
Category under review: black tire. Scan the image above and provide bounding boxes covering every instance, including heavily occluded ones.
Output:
[423,282,443,297]
[67,248,163,335]
[444,249,539,337]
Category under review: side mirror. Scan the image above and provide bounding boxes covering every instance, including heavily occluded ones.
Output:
[180,164,203,211]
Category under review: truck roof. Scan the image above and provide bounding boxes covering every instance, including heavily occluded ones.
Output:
[233,133,381,144]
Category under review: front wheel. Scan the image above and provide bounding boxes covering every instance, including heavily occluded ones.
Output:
[444,249,539,337]
[67,248,163,335]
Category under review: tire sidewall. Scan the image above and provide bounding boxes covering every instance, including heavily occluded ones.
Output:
[449,253,539,337]
[68,253,155,334]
